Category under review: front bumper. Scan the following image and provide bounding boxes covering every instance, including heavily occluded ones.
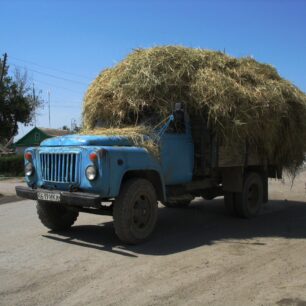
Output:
[15,186,102,208]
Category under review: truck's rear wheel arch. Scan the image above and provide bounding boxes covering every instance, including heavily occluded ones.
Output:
[222,166,268,203]
[121,170,165,202]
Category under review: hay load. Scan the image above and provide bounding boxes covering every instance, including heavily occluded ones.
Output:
[83,46,306,172]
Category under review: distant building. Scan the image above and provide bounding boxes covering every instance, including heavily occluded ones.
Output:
[14,127,70,155]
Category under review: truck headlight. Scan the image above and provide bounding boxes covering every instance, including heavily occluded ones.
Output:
[86,165,97,181]
[25,163,34,176]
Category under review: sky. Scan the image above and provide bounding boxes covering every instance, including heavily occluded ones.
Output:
[1,0,306,140]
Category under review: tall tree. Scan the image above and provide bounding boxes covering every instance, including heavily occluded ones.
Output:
[0,56,43,145]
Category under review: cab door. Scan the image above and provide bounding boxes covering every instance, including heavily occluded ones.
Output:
[160,129,194,185]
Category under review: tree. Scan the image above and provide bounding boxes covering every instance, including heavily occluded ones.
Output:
[61,123,81,133]
[0,56,43,145]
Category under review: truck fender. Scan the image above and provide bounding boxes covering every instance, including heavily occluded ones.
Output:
[120,170,166,202]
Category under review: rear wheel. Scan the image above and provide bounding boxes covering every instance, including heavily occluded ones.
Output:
[113,178,158,244]
[235,172,264,218]
[36,201,79,231]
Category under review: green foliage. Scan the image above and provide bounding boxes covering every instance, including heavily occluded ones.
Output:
[0,155,24,177]
[0,58,43,145]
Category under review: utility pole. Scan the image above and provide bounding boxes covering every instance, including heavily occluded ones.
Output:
[32,84,36,126]
[0,53,7,85]
[71,118,76,131]
[48,90,51,127]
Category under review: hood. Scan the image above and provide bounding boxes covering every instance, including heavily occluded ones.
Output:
[41,134,133,147]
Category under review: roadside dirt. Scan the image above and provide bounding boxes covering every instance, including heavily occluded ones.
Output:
[0,172,306,306]
[0,177,25,205]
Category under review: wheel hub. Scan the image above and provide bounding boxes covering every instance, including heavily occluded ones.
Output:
[247,184,259,209]
[133,195,151,229]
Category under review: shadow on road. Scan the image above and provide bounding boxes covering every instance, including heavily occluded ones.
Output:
[0,195,23,205]
[43,198,306,257]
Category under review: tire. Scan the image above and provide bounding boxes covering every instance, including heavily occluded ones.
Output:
[162,199,192,208]
[113,178,158,244]
[235,172,264,218]
[36,201,79,231]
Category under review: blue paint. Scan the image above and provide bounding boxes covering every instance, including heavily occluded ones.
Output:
[160,131,194,185]
[24,116,195,201]
[41,134,134,147]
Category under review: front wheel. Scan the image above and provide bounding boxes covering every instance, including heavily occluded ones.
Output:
[113,178,158,244]
[36,201,79,231]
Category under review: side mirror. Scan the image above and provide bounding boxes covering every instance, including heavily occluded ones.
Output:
[173,103,185,133]
[175,102,182,111]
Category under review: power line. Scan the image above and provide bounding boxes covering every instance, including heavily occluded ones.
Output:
[52,100,82,105]
[10,62,89,86]
[1,51,86,128]
[2,52,87,94]
[50,104,82,108]
[8,54,94,81]
[51,100,82,106]
[33,79,84,94]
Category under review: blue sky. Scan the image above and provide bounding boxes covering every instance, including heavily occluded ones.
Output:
[1,0,306,140]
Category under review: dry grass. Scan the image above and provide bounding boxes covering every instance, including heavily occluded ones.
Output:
[83,46,306,172]
[81,126,159,157]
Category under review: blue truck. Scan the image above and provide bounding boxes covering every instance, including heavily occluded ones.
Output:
[16,104,279,244]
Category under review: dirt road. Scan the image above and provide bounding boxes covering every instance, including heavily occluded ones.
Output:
[1,173,306,306]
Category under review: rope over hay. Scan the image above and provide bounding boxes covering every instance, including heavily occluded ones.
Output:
[83,46,306,173]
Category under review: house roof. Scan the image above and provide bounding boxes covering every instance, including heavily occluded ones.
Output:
[38,127,70,137]
[14,127,71,147]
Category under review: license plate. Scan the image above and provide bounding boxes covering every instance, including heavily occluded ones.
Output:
[37,191,61,202]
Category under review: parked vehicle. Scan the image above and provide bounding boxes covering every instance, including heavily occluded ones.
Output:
[16,104,280,244]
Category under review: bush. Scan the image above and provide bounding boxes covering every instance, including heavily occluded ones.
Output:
[0,155,24,177]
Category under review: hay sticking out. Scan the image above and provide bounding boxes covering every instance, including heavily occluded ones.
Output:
[81,126,159,157]
[83,46,306,172]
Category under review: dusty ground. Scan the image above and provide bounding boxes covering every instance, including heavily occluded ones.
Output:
[1,172,306,306]
[0,177,25,204]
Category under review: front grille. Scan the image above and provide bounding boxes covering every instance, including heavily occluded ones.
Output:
[40,152,79,183]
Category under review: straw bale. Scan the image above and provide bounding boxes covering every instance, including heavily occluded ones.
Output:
[83,46,306,172]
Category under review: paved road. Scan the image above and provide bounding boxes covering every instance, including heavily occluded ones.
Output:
[0,177,25,195]
[0,175,306,306]
[0,178,25,205]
